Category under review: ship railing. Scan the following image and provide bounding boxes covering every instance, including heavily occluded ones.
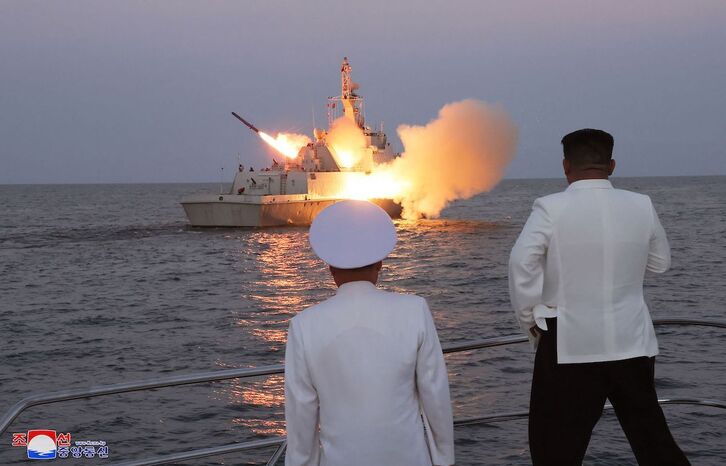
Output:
[1,318,724,466]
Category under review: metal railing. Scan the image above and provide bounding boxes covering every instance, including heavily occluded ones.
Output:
[1,318,724,465]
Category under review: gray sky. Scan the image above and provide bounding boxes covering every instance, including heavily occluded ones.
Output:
[1,0,725,184]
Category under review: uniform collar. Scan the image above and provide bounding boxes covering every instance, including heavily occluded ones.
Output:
[566,179,613,191]
[335,280,378,295]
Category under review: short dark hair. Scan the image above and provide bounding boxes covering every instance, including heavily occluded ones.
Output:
[329,261,380,274]
[561,129,614,168]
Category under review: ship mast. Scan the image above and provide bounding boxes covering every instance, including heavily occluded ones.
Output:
[328,57,365,129]
[341,57,354,100]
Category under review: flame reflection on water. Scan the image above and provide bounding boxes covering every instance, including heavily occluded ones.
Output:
[235,230,327,348]
[216,375,286,437]
[217,218,507,438]
[216,230,325,437]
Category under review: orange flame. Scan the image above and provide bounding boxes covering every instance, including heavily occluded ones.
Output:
[335,171,410,201]
[259,131,311,159]
[326,117,367,169]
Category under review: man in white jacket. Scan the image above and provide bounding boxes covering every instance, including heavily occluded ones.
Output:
[285,200,455,466]
[509,129,689,465]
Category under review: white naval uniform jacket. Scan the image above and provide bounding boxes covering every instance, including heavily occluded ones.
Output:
[508,179,671,364]
[284,281,455,466]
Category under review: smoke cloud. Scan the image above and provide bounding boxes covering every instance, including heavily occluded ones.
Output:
[385,99,517,218]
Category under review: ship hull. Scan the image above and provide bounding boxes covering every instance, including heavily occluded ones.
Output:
[181,194,401,227]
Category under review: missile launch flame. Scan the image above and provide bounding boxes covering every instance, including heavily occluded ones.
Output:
[326,117,367,169]
[231,112,311,160]
[258,132,311,159]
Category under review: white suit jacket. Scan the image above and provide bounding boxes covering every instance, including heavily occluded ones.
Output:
[509,179,671,364]
[284,281,454,466]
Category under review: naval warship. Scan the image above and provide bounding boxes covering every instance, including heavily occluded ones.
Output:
[181,57,402,227]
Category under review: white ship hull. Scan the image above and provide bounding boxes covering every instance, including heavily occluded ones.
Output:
[181,193,401,227]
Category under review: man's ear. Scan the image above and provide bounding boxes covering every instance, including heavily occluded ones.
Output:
[609,159,616,175]
[563,158,571,175]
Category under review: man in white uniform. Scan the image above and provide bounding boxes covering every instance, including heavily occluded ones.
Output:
[509,129,690,465]
[284,200,455,466]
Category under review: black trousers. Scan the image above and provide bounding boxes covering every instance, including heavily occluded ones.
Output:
[529,318,690,466]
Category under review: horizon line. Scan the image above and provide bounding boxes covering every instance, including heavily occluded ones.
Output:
[1,174,725,187]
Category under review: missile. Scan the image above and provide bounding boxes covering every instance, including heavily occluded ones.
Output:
[231,112,260,134]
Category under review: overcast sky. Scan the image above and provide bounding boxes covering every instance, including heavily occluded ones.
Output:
[1,0,725,183]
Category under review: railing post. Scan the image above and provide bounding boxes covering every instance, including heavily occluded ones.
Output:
[265,440,288,466]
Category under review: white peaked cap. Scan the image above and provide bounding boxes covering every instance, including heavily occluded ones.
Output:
[309,200,397,269]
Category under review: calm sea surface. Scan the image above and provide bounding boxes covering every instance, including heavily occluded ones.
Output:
[1,177,724,465]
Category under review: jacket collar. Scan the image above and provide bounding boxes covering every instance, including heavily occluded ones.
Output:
[566,179,613,191]
[335,280,378,295]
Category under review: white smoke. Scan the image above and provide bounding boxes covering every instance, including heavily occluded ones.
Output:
[384,99,518,218]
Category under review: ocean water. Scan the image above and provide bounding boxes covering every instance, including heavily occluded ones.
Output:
[0,177,724,465]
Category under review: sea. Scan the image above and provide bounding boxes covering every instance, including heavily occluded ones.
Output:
[1,176,724,465]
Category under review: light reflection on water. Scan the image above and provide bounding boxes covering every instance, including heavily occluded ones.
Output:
[217,218,512,440]
[228,376,286,437]
[250,327,288,346]
[233,228,324,350]
[216,219,504,440]
[211,370,286,437]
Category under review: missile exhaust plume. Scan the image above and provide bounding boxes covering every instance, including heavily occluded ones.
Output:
[389,99,517,218]
[258,131,311,159]
[231,111,310,159]
[336,99,518,219]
